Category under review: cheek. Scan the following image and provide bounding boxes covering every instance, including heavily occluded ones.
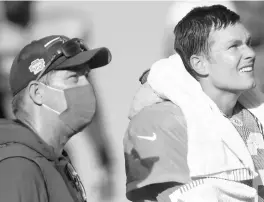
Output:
[50,78,68,90]
[214,51,241,71]
[208,52,242,87]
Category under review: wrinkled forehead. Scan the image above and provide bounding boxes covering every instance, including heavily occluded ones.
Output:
[208,22,251,49]
[45,63,91,81]
[61,63,91,73]
[52,63,91,75]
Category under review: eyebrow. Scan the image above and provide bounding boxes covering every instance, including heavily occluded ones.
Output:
[65,70,76,75]
[65,67,91,76]
[227,35,251,44]
[63,71,76,79]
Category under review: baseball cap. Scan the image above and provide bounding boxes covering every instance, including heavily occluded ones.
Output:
[9,35,112,96]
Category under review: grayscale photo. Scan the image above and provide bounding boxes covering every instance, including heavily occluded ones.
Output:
[0,1,264,202]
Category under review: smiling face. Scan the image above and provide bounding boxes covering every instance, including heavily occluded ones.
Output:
[205,23,256,93]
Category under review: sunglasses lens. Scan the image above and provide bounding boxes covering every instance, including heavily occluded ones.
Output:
[62,41,80,57]
[80,43,88,51]
[78,39,88,51]
[62,39,87,57]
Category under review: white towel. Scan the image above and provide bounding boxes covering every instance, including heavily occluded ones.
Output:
[147,54,264,175]
[147,54,264,201]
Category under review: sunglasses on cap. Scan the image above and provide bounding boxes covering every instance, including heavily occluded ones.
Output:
[36,38,87,81]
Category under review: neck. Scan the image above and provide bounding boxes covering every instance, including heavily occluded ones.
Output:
[39,121,70,157]
[201,84,241,117]
[21,114,70,157]
[39,126,68,157]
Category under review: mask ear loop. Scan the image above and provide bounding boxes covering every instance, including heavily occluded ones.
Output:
[38,82,64,93]
[38,82,67,115]
[42,104,60,114]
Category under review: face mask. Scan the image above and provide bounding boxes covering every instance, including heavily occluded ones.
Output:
[41,83,96,133]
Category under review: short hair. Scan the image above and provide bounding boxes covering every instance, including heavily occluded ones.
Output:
[174,4,240,78]
[11,70,55,118]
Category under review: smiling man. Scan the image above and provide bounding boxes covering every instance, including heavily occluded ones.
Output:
[124,5,264,202]
[0,35,111,202]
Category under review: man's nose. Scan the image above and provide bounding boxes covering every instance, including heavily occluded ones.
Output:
[78,75,91,86]
[244,45,256,62]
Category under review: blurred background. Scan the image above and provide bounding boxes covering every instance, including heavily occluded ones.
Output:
[0,1,264,202]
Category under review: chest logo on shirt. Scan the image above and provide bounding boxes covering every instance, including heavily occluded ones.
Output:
[137,132,157,141]
[230,117,243,127]
[247,132,264,155]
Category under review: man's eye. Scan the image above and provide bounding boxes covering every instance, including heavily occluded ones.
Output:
[69,74,79,82]
[229,44,238,49]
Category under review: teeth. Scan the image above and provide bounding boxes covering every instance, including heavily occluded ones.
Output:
[240,67,253,72]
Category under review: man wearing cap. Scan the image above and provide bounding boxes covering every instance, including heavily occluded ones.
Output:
[0,35,111,202]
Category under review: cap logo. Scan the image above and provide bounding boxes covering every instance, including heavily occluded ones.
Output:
[29,58,45,75]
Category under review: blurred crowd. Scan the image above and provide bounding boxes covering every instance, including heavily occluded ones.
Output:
[1,1,264,202]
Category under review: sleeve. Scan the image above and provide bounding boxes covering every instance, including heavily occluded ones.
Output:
[124,102,190,200]
[0,157,48,202]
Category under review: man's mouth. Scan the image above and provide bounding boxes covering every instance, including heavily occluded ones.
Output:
[239,66,254,73]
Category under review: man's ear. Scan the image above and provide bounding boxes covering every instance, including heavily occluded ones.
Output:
[28,81,44,105]
[190,54,208,76]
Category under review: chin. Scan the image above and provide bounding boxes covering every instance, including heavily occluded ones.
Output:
[236,80,256,92]
[226,79,256,93]
[245,79,256,90]
[68,133,77,139]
